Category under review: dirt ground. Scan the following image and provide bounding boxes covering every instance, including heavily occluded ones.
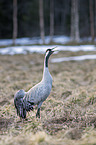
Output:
[0,50,96,145]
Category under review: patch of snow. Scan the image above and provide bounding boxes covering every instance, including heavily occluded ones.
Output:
[51,55,96,63]
[0,46,52,55]
[0,36,96,46]
[0,36,70,46]
[81,37,96,42]
[0,45,96,55]
[52,35,70,44]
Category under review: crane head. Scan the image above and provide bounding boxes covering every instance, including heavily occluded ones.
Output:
[46,46,57,53]
[45,46,57,56]
[14,89,26,119]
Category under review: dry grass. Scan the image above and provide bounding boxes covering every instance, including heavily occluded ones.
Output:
[0,51,96,145]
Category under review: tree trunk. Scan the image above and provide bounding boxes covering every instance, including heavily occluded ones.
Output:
[89,0,94,42]
[71,0,80,42]
[61,0,67,34]
[39,0,45,44]
[13,0,17,45]
[50,0,54,42]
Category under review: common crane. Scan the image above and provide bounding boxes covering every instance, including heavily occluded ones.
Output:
[14,47,56,119]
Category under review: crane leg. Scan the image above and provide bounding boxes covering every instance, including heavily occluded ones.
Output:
[36,102,42,118]
[36,108,40,118]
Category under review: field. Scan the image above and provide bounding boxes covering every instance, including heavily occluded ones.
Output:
[0,50,96,145]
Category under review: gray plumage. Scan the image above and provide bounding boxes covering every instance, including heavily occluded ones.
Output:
[14,89,26,118]
[14,47,56,118]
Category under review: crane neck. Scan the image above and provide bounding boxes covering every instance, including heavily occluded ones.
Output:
[42,52,52,81]
[43,62,52,83]
[44,52,51,68]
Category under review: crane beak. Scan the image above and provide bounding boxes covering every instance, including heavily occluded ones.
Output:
[51,46,58,54]
[51,46,58,53]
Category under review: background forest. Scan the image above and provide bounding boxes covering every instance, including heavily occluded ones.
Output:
[0,0,96,44]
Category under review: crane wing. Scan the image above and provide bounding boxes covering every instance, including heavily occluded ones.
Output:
[14,89,26,118]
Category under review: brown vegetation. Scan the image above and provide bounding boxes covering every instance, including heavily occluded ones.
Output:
[0,51,96,145]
